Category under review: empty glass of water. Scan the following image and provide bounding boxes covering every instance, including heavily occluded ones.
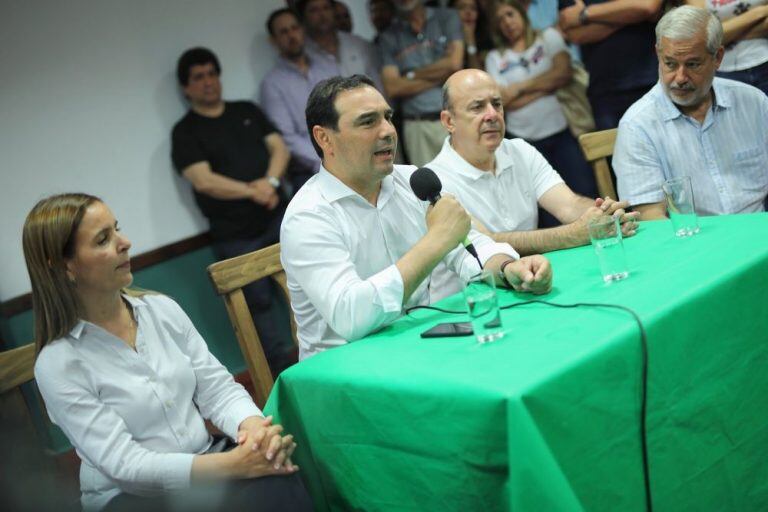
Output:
[463,271,505,344]
[662,176,700,237]
[588,215,629,283]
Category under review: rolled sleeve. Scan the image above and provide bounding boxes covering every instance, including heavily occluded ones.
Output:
[614,122,666,206]
[281,208,406,343]
[368,263,406,314]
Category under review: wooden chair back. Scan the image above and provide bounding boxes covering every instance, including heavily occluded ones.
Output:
[207,243,297,408]
[0,343,37,433]
[578,128,619,200]
[1,342,82,505]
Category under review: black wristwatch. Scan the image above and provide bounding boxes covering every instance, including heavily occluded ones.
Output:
[498,258,517,288]
[578,6,590,25]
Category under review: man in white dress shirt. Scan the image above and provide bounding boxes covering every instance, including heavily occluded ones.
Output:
[280,74,554,360]
[426,69,638,299]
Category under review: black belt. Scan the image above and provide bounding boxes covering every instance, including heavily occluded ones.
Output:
[403,112,441,121]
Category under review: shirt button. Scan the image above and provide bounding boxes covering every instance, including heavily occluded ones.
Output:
[178,428,187,437]
[164,400,174,408]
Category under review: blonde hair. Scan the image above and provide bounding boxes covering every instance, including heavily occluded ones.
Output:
[491,0,536,50]
[23,193,101,352]
[23,194,155,353]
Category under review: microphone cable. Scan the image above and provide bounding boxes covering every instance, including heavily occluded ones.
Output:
[405,299,653,512]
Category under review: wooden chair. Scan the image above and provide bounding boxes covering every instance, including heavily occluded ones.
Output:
[0,343,37,427]
[0,342,80,506]
[578,128,619,200]
[207,243,297,408]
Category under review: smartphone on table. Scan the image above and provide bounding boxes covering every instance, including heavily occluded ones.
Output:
[420,322,474,338]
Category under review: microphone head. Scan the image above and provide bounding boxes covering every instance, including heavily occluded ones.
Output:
[410,167,442,203]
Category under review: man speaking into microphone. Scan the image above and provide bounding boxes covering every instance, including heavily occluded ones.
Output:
[280,75,552,360]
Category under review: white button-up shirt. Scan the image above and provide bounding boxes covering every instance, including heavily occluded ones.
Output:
[426,137,563,300]
[34,294,262,511]
[280,164,518,360]
[614,78,768,215]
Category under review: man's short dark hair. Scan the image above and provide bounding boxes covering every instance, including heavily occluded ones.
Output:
[267,7,298,36]
[294,0,330,21]
[176,47,220,86]
[305,74,377,158]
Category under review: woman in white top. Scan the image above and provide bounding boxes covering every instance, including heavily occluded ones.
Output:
[24,193,312,512]
[485,0,597,226]
[686,0,768,94]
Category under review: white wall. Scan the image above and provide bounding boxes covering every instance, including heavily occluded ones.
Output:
[0,0,375,301]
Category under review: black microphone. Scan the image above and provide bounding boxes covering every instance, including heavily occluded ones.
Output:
[409,167,480,264]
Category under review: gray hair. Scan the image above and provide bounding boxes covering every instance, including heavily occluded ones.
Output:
[655,6,723,55]
[441,81,452,112]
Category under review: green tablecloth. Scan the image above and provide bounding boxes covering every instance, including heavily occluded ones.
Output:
[265,213,768,511]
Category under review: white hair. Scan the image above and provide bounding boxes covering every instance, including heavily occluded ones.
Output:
[655,6,723,55]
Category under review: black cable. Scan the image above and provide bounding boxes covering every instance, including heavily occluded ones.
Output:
[406,300,652,512]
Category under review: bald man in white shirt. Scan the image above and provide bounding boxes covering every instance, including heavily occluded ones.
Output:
[427,69,639,299]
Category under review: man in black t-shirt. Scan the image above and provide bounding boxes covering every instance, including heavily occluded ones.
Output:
[171,47,294,375]
[558,0,664,130]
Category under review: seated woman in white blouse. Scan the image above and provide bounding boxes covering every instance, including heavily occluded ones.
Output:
[24,193,312,512]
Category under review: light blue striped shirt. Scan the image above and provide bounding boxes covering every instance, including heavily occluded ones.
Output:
[614,78,768,215]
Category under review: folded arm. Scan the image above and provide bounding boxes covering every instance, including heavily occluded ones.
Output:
[182,162,258,202]
[685,1,768,44]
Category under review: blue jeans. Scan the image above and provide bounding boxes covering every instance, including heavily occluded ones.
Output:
[212,214,294,376]
[528,128,598,228]
[717,60,768,97]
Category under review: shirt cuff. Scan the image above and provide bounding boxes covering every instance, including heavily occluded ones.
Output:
[221,398,264,440]
[162,453,197,490]
[368,264,405,314]
[625,190,665,207]
[478,242,519,265]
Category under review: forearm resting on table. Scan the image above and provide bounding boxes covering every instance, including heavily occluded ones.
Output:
[492,224,587,256]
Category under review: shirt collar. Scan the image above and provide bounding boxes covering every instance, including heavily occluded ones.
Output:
[433,136,512,181]
[316,165,394,208]
[68,292,147,340]
[656,78,731,122]
[276,54,313,73]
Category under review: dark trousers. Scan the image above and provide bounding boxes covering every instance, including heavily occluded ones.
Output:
[717,60,768,96]
[528,128,598,228]
[103,473,313,512]
[212,214,294,376]
[589,85,653,130]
